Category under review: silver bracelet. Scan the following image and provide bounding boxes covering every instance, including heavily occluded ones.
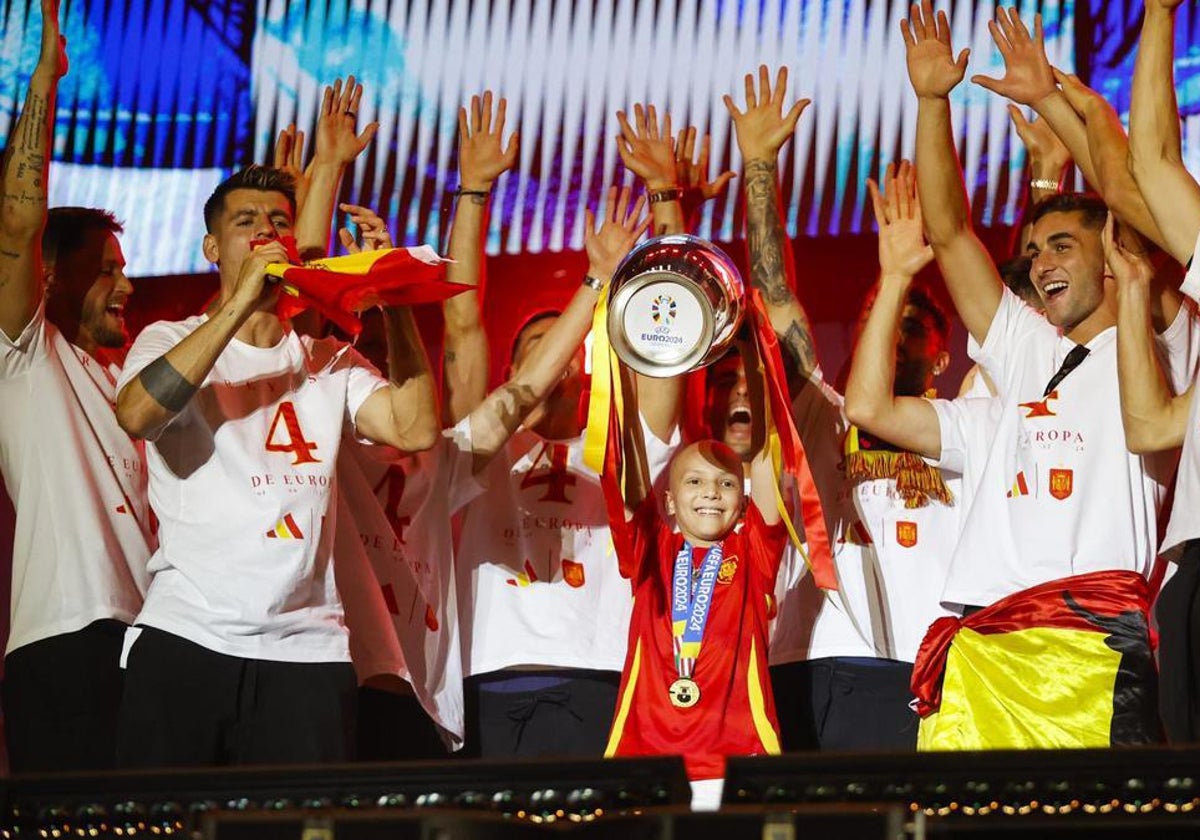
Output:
[581,274,605,292]
[1030,178,1059,191]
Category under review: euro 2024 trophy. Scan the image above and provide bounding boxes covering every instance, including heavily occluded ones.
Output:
[606,234,745,378]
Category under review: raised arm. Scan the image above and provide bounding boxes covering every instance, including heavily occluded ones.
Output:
[295,77,378,260]
[1049,68,1169,253]
[724,65,814,393]
[330,205,439,453]
[1006,106,1071,252]
[117,241,291,439]
[617,104,685,236]
[272,125,310,215]
[1109,214,1191,453]
[444,91,518,424]
[614,104,687,441]
[904,0,1002,345]
[971,9,1096,189]
[0,0,65,341]
[352,303,440,453]
[843,161,944,460]
[1128,0,1200,266]
[465,186,649,471]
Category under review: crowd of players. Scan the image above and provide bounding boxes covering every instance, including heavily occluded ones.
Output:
[2,0,1199,802]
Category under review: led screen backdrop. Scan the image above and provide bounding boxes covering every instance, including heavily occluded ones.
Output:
[0,0,1109,278]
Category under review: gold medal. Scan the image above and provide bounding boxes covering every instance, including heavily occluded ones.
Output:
[668,677,701,708]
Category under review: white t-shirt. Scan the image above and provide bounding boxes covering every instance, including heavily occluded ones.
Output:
[770,371,960,666]
[456,422,677,676]
[939,289,1191,609]
[0,304,153,654]
[334,422,482,747]
[118,315,386,663]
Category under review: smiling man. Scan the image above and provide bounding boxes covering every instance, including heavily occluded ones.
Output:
[901,2,1192,747]
[0,1,154,772]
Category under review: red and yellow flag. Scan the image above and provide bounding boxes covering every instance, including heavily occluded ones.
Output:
[911,570,1159,749]
[263,239,465,337]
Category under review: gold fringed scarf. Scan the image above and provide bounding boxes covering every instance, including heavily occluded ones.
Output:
[843,424,953,509]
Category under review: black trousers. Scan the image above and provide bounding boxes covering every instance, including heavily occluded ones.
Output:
[116,626,357,768]
[1157,539,1200,743]
[770,657,918,752]
[3,619,126,772]
[462,669,620,759]
[357,685,448,761]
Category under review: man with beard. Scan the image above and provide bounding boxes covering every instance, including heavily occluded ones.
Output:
[0,0,154,771]
[724,67,961,751]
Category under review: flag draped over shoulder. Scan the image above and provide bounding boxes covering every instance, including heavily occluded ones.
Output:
[263,239,464,337]
[911,570,1160,750]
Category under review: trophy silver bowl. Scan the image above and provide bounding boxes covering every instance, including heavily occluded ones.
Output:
[606,234,745,378]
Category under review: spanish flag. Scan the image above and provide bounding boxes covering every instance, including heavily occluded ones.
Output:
[262,238,466,338]
[911,570,1160,749]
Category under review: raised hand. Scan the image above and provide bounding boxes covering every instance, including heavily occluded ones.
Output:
[272,125,310,210]
[584,186,651,283]
[37,0,67,78]
[676,127,736,221]
[1051,67,1105,120]
[971,8,1057,106]
[337,203,394,254]
[1102,214,1154,289]
[1007,105,1070,178]
[869,160,934,280]
[724,65,810,161]
[312,76,379,168]
[457,91,519,192]
[232,240,291,309]
[617,104,677,191]
[901,0,970,100]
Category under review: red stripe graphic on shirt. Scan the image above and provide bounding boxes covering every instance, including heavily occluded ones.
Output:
[506,559,540,587]
[265,513,305,539]
[1007,471,1030,498]
[381,583,399,615]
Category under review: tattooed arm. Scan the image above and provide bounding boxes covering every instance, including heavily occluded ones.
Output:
[465,186,649,473]
[725,66,817,395]
[0,0,65,341]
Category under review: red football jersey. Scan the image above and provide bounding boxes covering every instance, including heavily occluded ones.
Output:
[605,500,787,780]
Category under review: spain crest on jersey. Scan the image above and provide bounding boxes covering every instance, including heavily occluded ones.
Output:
[562,558,586,588]
[896,520,918,548]
[1049,468,1074,500]
[717,556,739,585]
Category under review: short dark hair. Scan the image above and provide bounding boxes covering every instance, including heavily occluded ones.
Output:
[999,255,1037,301]
[1030,192,1108,231]
[906,283,951,348]
[509,309,562,364]
[43,207,123,266]
[203,165,297,233]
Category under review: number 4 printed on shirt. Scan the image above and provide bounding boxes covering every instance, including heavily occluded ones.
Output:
[265,401,322,465]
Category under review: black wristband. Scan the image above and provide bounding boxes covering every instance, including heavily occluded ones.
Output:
[453,187,491,199]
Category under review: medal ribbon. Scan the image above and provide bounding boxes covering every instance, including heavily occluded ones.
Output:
[671,540,724,679]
